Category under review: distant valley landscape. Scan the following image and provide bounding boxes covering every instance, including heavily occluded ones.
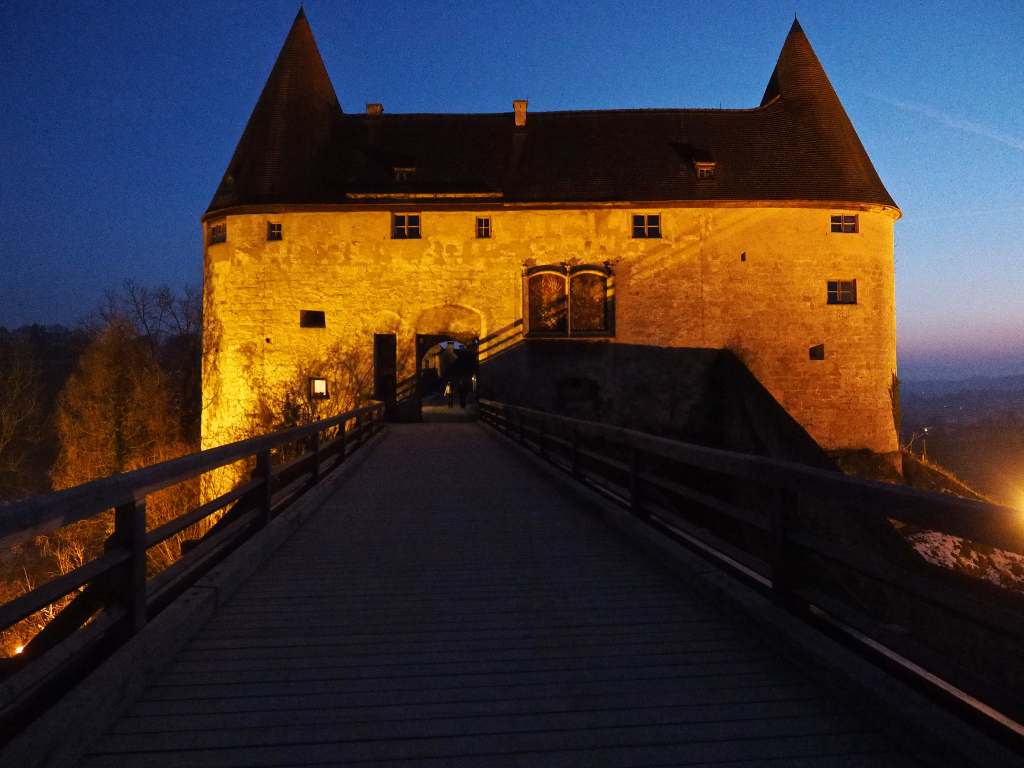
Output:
[901,373,1024,506]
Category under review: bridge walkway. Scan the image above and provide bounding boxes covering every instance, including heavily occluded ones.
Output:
[79,421,918,767]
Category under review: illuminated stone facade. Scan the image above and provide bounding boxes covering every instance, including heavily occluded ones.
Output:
[201,13,901,459]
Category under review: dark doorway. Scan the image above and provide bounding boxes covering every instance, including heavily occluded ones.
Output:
[416,333,478,421]
[373,333,398,420]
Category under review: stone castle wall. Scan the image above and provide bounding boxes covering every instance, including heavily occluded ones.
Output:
[201,203,898,455]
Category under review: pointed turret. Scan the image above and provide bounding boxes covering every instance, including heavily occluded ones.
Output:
[207,8,343,213]
[759,20,896,208]
[761,19,833,106]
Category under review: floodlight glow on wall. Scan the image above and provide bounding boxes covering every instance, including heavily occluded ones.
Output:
[309,377,329,399]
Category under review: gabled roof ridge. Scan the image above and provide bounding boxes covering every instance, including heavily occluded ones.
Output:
[343,102,782,120]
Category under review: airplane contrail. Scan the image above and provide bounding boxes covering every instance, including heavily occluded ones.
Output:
[865,93,1024,153]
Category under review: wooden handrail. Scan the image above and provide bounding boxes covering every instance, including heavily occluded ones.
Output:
[478,399,1023,554]
[478,398,1024,744]
[0,404,382,549]
[0,401,385,738]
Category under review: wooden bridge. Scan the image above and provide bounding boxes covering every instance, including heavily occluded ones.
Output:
[1,401,1023,766]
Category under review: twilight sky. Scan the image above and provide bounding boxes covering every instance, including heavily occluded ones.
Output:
[2,0,1022,380]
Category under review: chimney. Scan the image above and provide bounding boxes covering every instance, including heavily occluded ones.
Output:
[366,103,383,115]
[513,99,528,128]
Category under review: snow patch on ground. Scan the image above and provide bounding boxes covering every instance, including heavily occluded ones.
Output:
[907,530,1024,593]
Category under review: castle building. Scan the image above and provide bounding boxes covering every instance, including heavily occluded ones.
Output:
[201,10,900,463]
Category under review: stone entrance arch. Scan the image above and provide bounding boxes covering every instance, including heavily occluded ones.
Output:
[411,305,483,419]
[414,304,484,338]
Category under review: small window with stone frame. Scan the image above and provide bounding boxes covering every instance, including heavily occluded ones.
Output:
[827,280,857,305]
[207,221,226,245]
[392,213,421,239]
[267,222,283,241]
[632,214,661,238]
[830,214,859,233]
[476,217,491,239]
[299,310,326,328]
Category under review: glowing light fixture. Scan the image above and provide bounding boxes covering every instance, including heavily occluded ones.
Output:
[309,377,329,400]
[14,645,24,655]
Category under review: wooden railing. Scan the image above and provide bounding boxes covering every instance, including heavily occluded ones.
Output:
[0,402,384,736]
[478,399,1024,747]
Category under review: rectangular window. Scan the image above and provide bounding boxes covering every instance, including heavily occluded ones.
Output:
[695,162,716,179]
[830,214,859,233]
[299,310,326,328]
[267,222,282,241]
[207,221,226,245]
[392,213,421,239]
[827,280,857,305]
[476,217,491,239]
[632,214,661,238]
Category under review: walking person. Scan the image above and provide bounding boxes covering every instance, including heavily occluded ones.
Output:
[444,380,454,408]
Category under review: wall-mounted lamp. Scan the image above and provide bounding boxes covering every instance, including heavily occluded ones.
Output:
[309,377,329,399]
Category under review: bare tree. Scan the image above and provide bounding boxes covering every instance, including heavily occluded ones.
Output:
[110,280,201,350]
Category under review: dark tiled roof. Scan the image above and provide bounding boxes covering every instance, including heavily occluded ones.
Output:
[207,18,897,215]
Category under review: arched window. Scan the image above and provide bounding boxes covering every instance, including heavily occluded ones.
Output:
[526,270,567,334]
[525,264,612,337]
[569,269,608,333]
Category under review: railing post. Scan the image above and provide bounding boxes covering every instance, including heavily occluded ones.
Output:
[256,448,273,527]
[311,430,321,484]
[571,428,581,479]
[112,495,147,634]
[770,489,798,610]
[340,420,348,462]
[629,443,646,518]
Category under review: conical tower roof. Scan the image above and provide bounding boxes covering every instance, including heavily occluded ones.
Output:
[758,20,895,208]
[207,9,342,213]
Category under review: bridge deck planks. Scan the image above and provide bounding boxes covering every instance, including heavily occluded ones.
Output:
[79,422,919,767]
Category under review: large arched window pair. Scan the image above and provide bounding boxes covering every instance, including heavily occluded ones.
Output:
[525,264,613,336]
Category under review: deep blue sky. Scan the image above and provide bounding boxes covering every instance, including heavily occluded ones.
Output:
[2,0,1022,379]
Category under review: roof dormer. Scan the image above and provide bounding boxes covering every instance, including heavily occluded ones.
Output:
[694,161,717,180]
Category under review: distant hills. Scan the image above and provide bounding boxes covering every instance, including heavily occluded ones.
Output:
[903,373,1024,399]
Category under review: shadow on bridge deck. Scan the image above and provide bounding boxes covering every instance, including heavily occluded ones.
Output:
[421,394,478,423]
[78,422,917,767]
